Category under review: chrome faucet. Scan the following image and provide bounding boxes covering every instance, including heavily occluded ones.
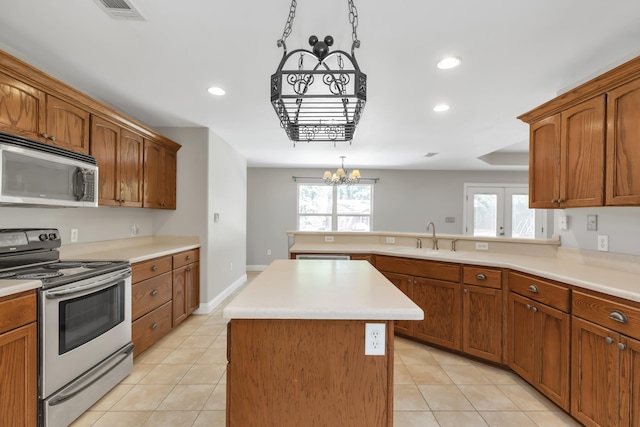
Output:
[451,239,458,252]
[426,221,438,250]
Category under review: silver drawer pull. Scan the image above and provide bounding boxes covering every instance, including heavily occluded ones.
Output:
[605,337,614,344]
[528,284,539,294]
[186,255,192,260]
[151,323,158,330]
[618,343,627,350]
[475,273,487,280]
[609,311,628,323]
[151,265,158,271]
[151,290,159,296]
[526,304,532,310]
[532,307,539,313]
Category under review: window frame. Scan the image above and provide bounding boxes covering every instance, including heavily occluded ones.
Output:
[297,183,373,232]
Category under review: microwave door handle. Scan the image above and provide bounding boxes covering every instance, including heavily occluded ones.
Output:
[73,167,87,201]
[45,269,132,299]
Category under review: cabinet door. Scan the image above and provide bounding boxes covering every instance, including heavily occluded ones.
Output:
[560,95,605,207]
[606,78,640,205]
[507,292,536,383]
[45,95,90,154]
[412,277,461,350]
[529,114,561,208]
[143,139,163,209]
[0,71,45,140]
[91,116,121,206]
[172,265,188,327]
[571,317,619,427]
[620,335,640,427]
[0,323,37,427]
[537,303,570,411]
[381,272,414,336]
[119,128,144,207]
[462,285,502,363]
[187,261,200,315]
[163,146,177,209]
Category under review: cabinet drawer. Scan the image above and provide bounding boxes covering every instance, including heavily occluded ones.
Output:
[132,301,172,357]
[131,272,172,321]
[573,291,640,341]
[463,266,502,289]
[0,290,37,334]
[172,249,199,269]
[132,256,172,283]
[508,271,570,312]
[376,256,460,282]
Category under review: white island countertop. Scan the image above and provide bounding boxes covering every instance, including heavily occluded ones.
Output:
[223,259,424,321]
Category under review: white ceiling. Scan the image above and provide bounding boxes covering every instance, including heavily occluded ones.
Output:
[1,0,640,171]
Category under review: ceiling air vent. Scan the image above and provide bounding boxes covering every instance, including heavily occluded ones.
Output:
[94,0,144,20]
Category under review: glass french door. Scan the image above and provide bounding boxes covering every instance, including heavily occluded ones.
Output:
[464,185,544,239]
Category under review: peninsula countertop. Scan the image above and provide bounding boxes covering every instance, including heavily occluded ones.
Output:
[223,259,424,320]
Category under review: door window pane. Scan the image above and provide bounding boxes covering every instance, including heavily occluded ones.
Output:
[473,194,498,236]
[511,194,535,238]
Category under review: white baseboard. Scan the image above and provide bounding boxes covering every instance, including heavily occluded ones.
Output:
[193,273,248,315]
[246,264,268,272]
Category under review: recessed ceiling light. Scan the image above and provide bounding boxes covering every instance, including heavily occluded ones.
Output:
[207,87,226,96]
[433,104,450,112]
[437,56,462,70]
[424,152,439,158]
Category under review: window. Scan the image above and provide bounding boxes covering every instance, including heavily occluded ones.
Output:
[298,184,372,231]
[463,184,547,239]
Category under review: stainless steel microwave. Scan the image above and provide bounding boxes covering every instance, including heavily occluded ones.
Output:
[0,131,98,207]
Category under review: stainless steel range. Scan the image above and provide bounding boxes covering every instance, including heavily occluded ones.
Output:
[0,228,133,427]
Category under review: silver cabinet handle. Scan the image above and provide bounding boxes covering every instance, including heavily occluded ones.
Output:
[605,337,614,344]
[41,132,49,139]
[618,343,627,350]
[186,255,192,260]
[475,273,487,280]
[528,284,539,294]
[609,311,628,323]
[532,307,539,313]
[558,198,564,203]
[151,290,159,296]
[49,135,56,141]
[551,199,557,204]
[526,304,532,310]
[151,323,158,330]
[464,288,468,293]
[151,265,158,271]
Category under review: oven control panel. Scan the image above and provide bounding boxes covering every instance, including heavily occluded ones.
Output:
[0,228,61,253]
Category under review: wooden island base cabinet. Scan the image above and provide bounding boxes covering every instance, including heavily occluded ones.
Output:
[227,319,394,427]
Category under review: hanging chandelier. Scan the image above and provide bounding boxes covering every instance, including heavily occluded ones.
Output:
[323,156,361,185]
[271,0,367,146]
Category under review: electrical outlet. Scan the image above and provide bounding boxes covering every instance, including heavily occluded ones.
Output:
[597,235,609,252]
[324,236,334,243]
[267,249,272,256]
[558,215,568,231]
[475,242,489,250]
[385,237,396,244]
[70,229,78,243]
[365,323,386,356]
[130,223,139,236]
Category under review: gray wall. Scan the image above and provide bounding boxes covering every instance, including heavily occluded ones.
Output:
[247,168,529,266]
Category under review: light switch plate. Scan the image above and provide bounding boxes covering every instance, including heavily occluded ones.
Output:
[558,215,568,230]
[587,214,598,231]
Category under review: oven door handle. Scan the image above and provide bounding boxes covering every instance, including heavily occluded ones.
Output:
[45,269,132,299]
[48,342,134,406]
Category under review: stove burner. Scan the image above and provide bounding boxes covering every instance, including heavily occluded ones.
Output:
[16,272,64,280]
[48,262,84,269]
[0,271,16,278]
[84,261,113,268]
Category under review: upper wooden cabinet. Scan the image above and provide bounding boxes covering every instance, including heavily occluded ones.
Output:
[519,55,640,208]
[528,96,605,208]
[0,71,46,140]
[606,78,640,205]
[143,139,178,209]
[91,115,144,207]
[44,95,90,153]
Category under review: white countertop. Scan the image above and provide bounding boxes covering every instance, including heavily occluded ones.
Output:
[0,236,200,298]
[290,243,640,303]
[223,259,424,321]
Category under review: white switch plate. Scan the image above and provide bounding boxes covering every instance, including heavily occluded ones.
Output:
[70,229,78,243]
[587,214,598,231]
[324,236,334,243]
[558,215,568,231]
[597,235,609,252]
[365,323,386,356]
[475,242,489,250]
[385,237,396,244]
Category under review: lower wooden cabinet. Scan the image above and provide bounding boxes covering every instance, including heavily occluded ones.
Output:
[571,290,640,426]
[172,249,200,327]
[412,277,461,351]
[132,301,173,357]
[381,272,413,336]
[0,290,37,427]
[462,284,502,363]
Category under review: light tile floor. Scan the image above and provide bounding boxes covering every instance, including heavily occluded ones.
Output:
[72,272,581,427]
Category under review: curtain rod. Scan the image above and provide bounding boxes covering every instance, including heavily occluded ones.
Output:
[291,176,379,183]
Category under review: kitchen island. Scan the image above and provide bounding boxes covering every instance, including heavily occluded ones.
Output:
[223,259,423,427]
